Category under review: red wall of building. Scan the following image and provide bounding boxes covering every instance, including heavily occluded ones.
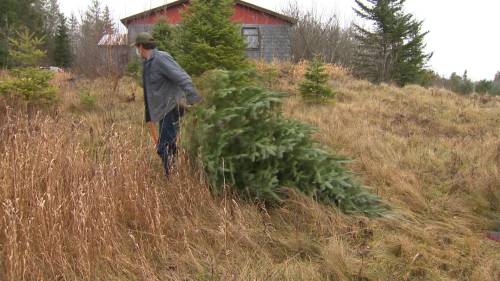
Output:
[126,3,289,26]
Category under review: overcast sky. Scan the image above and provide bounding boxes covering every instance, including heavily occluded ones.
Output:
[60,0,500,81]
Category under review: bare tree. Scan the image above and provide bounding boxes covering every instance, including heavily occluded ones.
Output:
[71,0,127,82]
[282,1,357,67]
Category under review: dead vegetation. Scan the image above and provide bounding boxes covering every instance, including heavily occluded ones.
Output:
[0,64,499,280]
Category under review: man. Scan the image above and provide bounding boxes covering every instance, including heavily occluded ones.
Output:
[133,32,202,175]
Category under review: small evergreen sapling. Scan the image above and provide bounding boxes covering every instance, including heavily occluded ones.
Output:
[0,68,57,105]
[0,29,57,106]
[8,29,46,67]
[299,56,334,103]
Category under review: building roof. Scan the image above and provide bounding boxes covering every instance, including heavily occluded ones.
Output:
[120,0,296,25]
[98,34,128,46]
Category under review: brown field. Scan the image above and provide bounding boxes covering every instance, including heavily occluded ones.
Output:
[0,63,499,280]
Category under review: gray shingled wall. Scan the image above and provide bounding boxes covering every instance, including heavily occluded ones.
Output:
[128,24,154,45]
[127,23,292,61]
[242,24,291,61]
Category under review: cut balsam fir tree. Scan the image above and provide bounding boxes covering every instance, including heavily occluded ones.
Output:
[299,56,334,103]
[185,71,387,216]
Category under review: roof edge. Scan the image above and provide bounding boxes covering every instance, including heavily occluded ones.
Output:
[120,0,297,25]
[120,0,188,25]
[236,1,297,24]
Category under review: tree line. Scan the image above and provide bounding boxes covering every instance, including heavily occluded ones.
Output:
[430,70,500,96]
[1,0,70,67]
[285,0,498,95]
[2,0,497,96]
[0,0,116,74]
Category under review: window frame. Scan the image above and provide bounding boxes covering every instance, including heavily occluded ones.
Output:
[242,27,261,51]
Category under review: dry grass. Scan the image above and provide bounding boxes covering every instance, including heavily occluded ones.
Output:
[0,67,499,281]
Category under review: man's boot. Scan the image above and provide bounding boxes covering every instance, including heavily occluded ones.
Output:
[486,231,500,242]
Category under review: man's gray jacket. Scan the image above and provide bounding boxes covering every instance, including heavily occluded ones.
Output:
[143,49,201,122]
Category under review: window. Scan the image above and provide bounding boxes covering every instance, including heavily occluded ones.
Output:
[242,27,260,50]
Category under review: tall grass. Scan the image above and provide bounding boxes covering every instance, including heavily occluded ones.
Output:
[0,67,499,280]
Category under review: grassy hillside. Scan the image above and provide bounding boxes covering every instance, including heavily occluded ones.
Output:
[0,64,499,280]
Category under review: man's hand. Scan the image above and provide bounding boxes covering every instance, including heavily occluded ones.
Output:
[178,99,192,111]
[147,122,158,146]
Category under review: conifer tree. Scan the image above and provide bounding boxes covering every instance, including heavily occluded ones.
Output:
[152,18,178,56]
[8,29,46,67]
[41,0,61,36]
[68,13,79,58]
[102,6,115,35]
[0,0,47,66]
[475,80,492,95]
[299,56,334,102]
[75,0,109,75]
[54,14,72,68]
[186,70,386,216]
[175,0,248,75]
[353,0,432,86]
[460,70,473,95]
[38,0,63,65]
[491,71,500,96]
[1,30,57,106]
[449,70,474,95]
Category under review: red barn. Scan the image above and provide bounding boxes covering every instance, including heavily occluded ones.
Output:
[120,0,296,61]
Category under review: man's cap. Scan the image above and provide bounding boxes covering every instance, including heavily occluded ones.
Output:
[131,32,155,46]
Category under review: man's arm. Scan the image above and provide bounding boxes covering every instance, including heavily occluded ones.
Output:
[157,53,202,105]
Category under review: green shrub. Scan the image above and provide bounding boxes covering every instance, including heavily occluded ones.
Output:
[450,71,473,95]
[491,72,500,96]
[78,89,96,109]
[258,64,279,89]
[125,58,142,86]
[299,56,334,103]
[490,87,500,96]
[475,80,492,95]
[186,70,386,216]
[0,67,58,105]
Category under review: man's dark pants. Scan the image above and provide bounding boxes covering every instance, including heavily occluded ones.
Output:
[157,107,185,175]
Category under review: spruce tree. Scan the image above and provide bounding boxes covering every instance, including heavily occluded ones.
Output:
[0,0,47,66]
[299,56,334,102]
[39,0,63,65]
[353,0,432,86]
[41,0,61,36]
[76,0,109,76]
[152,18,178,56]
[491,72,500,96]
[102,6,115,35]
[186,70,387,216]
[1,30,58,106]
[449,70,473,95]
[460,70,473,95]
[68,13,79,59]
[475,80,492,95]
[8,29,46,67]
[175,0,248,75]
[54,14,72,68]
